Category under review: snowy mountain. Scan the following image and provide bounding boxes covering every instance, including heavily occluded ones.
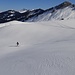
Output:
[0,9,44,23]
[1,1,75,75]
[28,1,75,21]
[0,1,75,23]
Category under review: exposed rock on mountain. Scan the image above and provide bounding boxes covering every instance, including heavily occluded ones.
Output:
[0,1,75,23]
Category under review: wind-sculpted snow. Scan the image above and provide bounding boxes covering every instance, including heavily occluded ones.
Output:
[0,20,75,75]
[0,50,75,75]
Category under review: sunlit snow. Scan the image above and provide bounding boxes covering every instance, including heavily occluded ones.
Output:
[0,20,75,75]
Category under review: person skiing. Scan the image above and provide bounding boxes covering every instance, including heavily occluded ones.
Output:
[17,42,19,46]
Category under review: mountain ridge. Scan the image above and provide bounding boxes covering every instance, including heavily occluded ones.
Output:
[0,1,75,23]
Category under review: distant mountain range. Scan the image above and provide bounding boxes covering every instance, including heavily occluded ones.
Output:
[0,1,75,23]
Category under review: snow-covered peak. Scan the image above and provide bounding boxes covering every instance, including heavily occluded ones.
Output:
[0,1,75,23]
[27,4,75,22]
[19,9,29,13]
[55,1,72,9]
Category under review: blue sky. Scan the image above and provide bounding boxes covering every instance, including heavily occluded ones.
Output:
[0,0,75,11]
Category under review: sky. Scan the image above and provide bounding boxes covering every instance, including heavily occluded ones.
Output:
[0,0,75,11]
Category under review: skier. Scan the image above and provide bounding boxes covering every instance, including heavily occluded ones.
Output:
[17,42,19,46]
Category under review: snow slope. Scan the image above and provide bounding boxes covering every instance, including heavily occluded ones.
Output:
[0,20,75,75]
[27,6,75,21]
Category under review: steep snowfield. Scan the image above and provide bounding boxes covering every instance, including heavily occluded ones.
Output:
[27,6,75,21]
[0,20,75,75]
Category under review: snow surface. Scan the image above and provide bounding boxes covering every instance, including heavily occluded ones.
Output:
[27,6,75,22]
[19,9,28,13]
[0,20,75,75]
